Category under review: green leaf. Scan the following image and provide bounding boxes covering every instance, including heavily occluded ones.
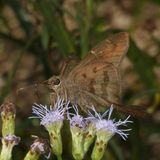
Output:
[75,0,95,58]
[35,1,75,56]
[41,24,50,50]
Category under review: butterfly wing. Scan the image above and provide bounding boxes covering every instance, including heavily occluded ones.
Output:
[65,62,121,110]
[65,32,129,111]
[72,32,129,69]
[60,55,80,77]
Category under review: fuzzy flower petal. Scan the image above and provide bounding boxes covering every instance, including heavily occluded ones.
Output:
[89,105,132,140]
[31,97,68,126]
[67,105,86,129]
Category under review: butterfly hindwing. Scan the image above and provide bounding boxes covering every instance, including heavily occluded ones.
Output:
[65,61,121,108]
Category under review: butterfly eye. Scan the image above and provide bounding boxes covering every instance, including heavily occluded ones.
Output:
[53,78,60,85]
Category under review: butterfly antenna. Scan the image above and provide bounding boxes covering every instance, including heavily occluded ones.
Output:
[16,84,40,96]
[16,86,34,97]
[15,87,25,104]
[15,85,36,105]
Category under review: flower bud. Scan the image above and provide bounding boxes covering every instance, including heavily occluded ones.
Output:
[67,105,86,160]
[24,137,50,160]
[0,102,16,136]
[31,97,67,159]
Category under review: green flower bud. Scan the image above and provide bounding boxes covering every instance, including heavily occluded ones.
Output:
[0,102,16,136]
[67,105,86,160]
[90,106,132,160]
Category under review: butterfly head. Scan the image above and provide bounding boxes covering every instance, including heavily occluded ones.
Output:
[43,76,61,92]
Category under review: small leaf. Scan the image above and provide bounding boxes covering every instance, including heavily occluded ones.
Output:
[41,24,50,50]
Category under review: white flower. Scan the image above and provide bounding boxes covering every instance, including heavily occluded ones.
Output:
[88,105,133,140]
[31,97,69,126]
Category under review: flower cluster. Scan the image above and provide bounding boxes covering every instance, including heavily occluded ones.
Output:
[31,97,133,160]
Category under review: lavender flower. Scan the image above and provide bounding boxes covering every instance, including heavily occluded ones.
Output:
[67,105,86,160]
[31,97,69,160]
[90,105,132,160]
[31,97,66,126]
[67,104,86,129]
[89,105,132,140]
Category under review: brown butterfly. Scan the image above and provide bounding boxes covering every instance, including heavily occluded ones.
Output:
[45,32,144,117]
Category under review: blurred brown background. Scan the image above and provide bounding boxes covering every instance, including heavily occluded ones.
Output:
[0,0,160,159]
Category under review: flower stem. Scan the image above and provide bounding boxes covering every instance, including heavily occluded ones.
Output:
[0,142,13,160]
[0,135,20,160]
[57,155,62,160]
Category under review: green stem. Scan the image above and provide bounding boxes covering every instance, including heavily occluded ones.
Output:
[57,155,62,160]
[130,119,142,160]
[0,143,13,160]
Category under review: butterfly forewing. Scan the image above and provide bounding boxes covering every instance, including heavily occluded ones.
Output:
[63,32,129,110]
[65,61,121,111]
[70,32,129,71]
[60,55,80,77]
